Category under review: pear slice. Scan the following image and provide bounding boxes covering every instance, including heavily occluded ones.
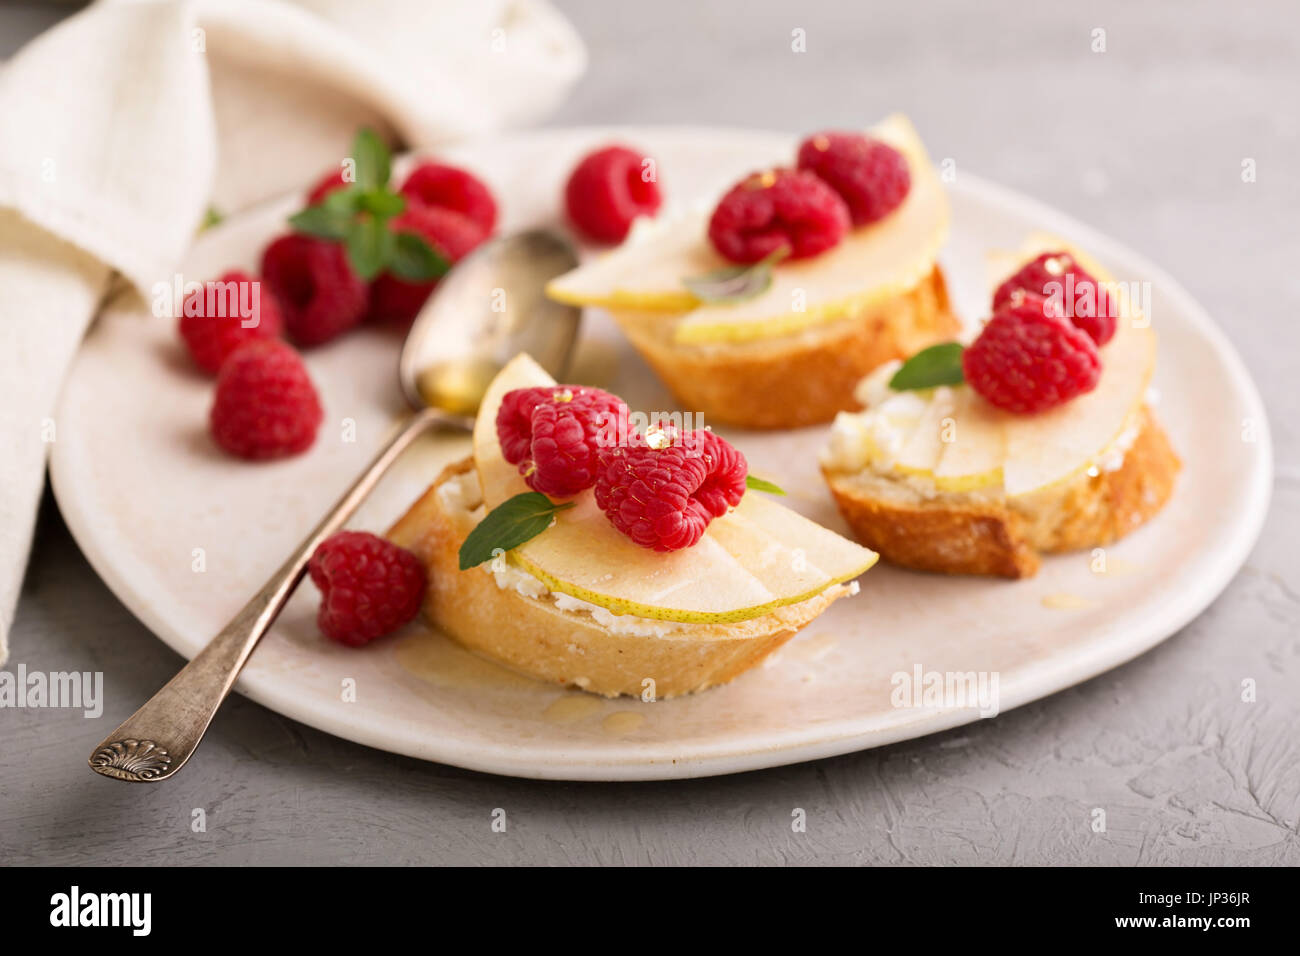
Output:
[894,386,956,477]
[470,354,878,623]
[1002,316,1155,495]
[933,387,1007,492]
[546,114,950,345]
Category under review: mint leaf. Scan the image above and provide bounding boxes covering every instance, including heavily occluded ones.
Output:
[458,493,575,570]
[683,248,788,303]
[345,216,394,280]
[352,128,390,191]
[358,188,405,217]
[389,232,451,282]
[889,342,966,390]
[320,186,362,215]
[289,204,352,241]
[745,474,786,496]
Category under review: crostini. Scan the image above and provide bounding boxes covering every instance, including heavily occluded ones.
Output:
[546,115,959,429]
[820,237,1179,578]
[389,354,877,697]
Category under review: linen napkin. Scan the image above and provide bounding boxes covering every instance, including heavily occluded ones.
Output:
[0,0,586,664]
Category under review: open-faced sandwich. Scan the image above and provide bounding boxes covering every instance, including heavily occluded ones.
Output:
[388,354,878,697]
[820,236,1179,578]
[546,115,958,429]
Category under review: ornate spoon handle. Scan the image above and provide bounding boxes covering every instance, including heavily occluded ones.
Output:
[88,405,462,782]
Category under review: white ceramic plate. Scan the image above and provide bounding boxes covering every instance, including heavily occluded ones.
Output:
[51,127,1272,781]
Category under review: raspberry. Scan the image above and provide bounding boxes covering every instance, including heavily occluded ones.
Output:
[308,531,426,647]
[367,204,487,324]
[564,145,663,243]
[962,297,1102,414]
[495,386,625,498]
[796,131,911,226]
[708,168,849,263]
[261,234,368,346]
[594,430,747,552]
[209,339,323,459]
[400,162,498,234]
[992,252,1116,346]
[178,270,283,375]
[306,169,349,205]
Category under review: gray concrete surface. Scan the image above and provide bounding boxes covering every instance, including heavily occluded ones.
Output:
[2,0,1297,865]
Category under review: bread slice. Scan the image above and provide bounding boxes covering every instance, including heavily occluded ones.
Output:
[610,265,957,429]
[387,458,855,697]
[823,406,1180,578]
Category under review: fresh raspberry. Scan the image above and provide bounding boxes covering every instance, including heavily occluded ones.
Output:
[306,169,349,205]
[594,430,747,552]
[708,168,850,263]
[796,131,911,226]
[495,385,625,498]
[367,204,487,324]
[308,531,426,647]
[962,297,1102,414]
[564,145,663,243]
[178,270,283,375]
[992,251,1116,346]
[209,339,323,459]
[261,234,368,346]
[400,162,498,234]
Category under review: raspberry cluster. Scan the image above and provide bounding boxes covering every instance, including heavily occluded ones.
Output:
[706,128,913,264]
[495,385,749,551]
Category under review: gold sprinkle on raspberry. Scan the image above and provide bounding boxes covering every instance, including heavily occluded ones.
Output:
[552,388,574,402]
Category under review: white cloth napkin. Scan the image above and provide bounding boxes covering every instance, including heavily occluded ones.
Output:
[0,0,585,664]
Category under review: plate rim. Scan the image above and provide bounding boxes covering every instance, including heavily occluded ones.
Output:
[50,125,1274,781]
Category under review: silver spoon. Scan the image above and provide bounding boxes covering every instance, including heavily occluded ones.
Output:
[88,229,581,783]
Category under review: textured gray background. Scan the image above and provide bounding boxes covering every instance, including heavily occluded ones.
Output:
[2,0,1297,865]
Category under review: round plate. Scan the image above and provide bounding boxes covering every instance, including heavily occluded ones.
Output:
[51,127,1272,780]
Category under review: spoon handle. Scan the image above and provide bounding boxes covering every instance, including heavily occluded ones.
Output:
[88,405,463,783]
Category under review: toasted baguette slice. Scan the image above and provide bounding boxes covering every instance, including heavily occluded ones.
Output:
[610,265,957,429]
[823,407,1180,578]
[388,458,855,697]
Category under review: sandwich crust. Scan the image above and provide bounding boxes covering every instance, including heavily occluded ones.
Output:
[388,458,852,697]
[822,406,1179,578]
[611,265,958,430]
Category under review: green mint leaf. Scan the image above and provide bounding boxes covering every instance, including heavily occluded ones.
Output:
[358,188,406,218]
[889,342,966,391]
[352,128,391,191]
[458,492,575,571]
[388,231,451,282]
[288,204,352,241]
[345,216,394,280]
[682,247,789,304]
[745,474,787,496]
[320,186,362,215]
